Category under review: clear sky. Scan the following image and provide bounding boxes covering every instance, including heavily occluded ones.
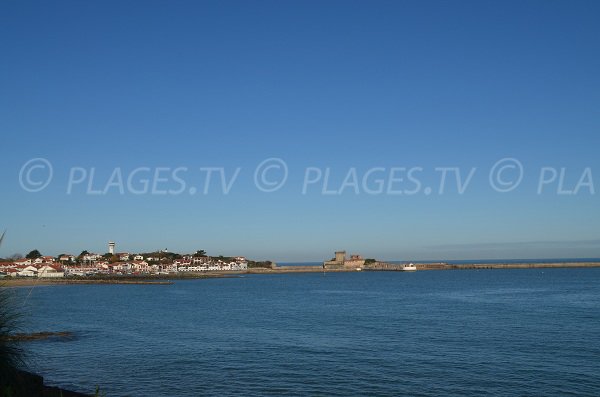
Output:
[1,0,599,262]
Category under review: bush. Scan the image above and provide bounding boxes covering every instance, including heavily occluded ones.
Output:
[0,287,25,391]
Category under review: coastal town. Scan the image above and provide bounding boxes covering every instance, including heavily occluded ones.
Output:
[2,244,600,280]
[0,241,251,278]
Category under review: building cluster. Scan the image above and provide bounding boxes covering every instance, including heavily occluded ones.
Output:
[323,251,366,270]
[0,250,248,278]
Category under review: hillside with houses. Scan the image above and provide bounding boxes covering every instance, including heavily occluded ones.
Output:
[0,249,253,278]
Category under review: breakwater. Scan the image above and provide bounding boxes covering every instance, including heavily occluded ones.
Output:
[272,261,600,273]
[368,261,600,271]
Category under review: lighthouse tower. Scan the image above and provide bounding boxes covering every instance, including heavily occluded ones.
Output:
[108,241,115,255]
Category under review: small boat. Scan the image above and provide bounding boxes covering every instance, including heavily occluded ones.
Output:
[401,263,417,271]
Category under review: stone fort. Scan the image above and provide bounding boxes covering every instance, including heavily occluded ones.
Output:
[323,251,366,270]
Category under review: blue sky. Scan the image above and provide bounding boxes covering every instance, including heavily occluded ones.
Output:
[1,0,599,261]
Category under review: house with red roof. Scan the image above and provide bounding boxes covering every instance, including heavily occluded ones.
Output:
[37,264,64,278]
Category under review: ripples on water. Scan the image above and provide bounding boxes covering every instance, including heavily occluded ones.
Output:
[14,268,600,396]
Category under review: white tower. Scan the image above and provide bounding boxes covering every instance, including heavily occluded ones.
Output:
[108,241,115,255]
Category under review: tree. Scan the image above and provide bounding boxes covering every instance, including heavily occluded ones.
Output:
[193,250,207,257]
[25,250,42,259]
[247,260,273,269]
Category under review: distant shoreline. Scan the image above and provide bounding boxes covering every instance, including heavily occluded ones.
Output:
[271,261,600,272]
[2,261,600,287]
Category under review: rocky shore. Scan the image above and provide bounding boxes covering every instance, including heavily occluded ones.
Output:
[0,274,229,287]
[2,370,91,397]
[3,331,74,342]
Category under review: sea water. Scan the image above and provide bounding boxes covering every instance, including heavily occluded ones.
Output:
[14,268,600,396]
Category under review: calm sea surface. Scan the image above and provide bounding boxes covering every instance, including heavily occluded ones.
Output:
[13,268,600,396]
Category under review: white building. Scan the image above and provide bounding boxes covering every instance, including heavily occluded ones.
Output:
[37,265,65,278]
[17,265,38,277]
[131,261,149,273]
[231,261,248,271]
[59,255,76,263]
[82,253,102,263]
[165,262,178,273]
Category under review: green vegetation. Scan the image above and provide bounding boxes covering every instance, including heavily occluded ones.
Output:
[100,253,119,263]
[140,251,182,261]
[0,288,25,386]
[25,250,42,260]
[214,255,234,262]
[364,258,376,265]
[77,250,90,262]
[1,231,25,394]
[247,260,273,269]
[1,233,102,396]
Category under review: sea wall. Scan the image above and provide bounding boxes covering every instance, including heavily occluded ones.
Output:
[361,261,600,271]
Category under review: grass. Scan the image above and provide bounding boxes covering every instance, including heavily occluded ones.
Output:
[0,287,26,393]
[0,229,26,392]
